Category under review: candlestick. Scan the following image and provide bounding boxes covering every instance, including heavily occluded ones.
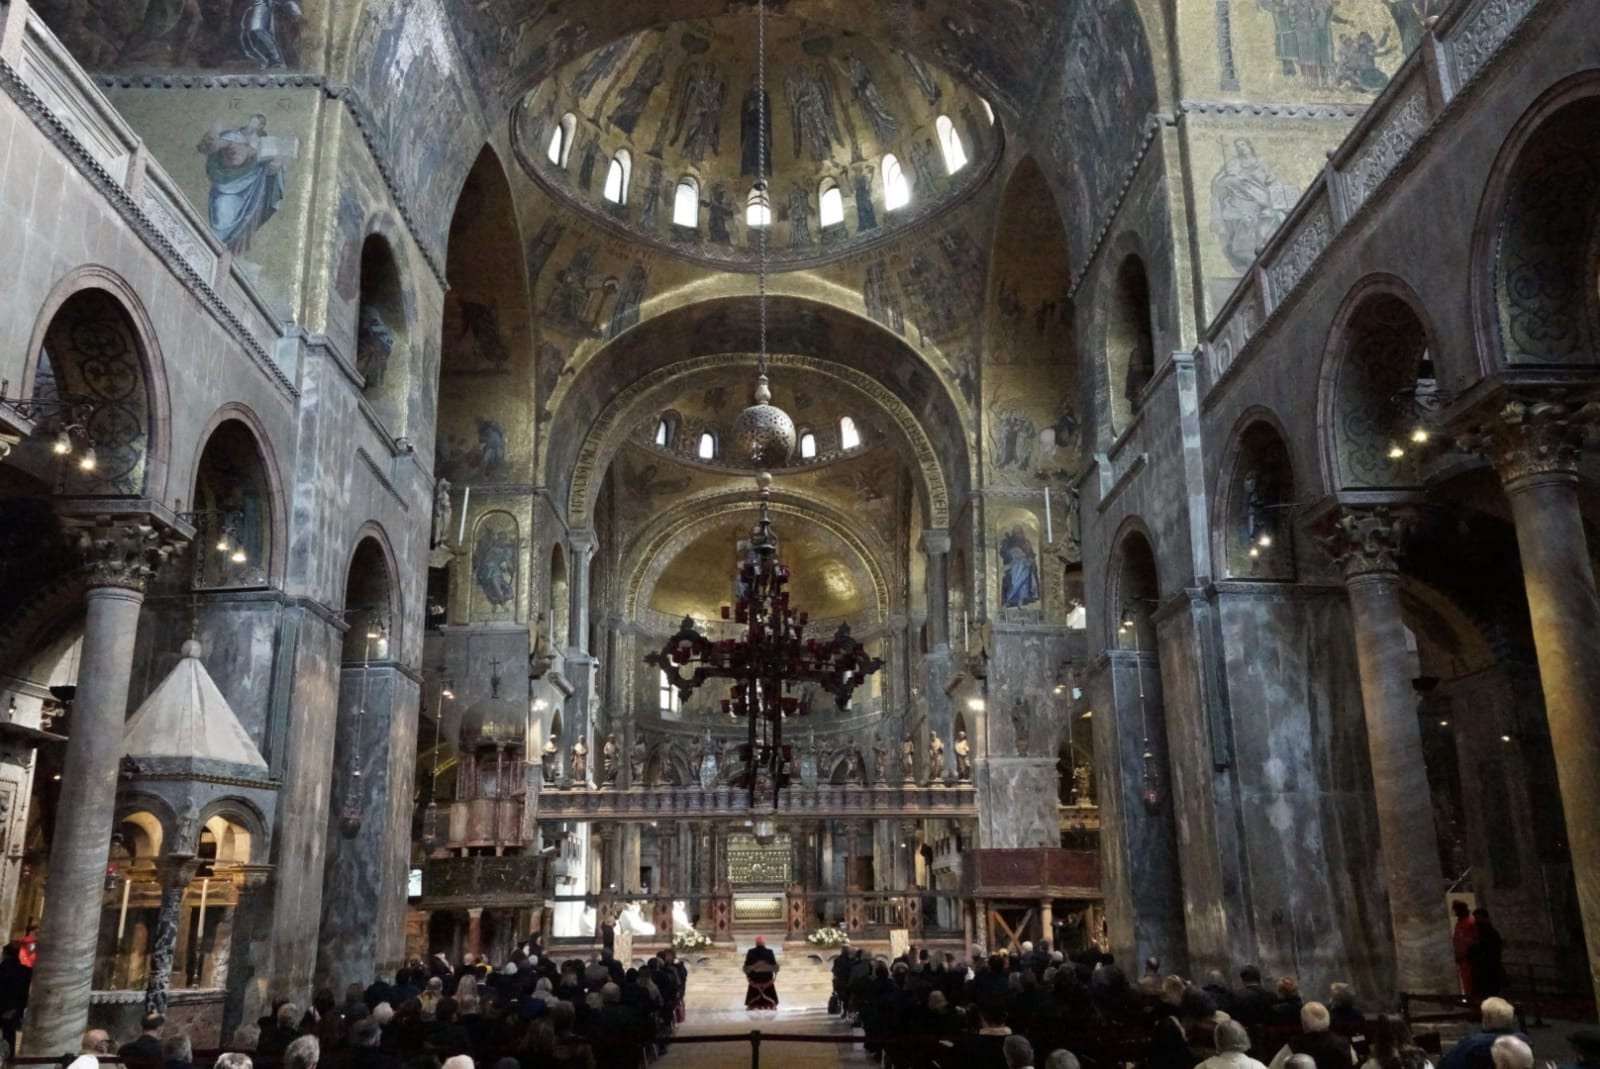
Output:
[1044,486,1053,544]
[457,485,471,544]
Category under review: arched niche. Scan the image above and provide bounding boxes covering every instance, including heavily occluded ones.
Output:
[342,535,395,664]
[200,812,254,865]
[28,287,160,497]
[1220,419,1296,580]
[116,811,165,860]
[1111,526,1159,651]
[191,418,274,589]
[356,234,412,429]
[991,505,1046,618]
[1104,254,1156,438]
[1323,283,1434,489]
[1487,88,1600,366]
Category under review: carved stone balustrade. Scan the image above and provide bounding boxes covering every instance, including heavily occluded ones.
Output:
[533,782,977,821]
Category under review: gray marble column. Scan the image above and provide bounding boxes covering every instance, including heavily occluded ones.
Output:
[144,857,198,1015]
[30,519,178,1055]
[921,531,951,651]
[1316,505,1455,994]
[1462,398,1600,995]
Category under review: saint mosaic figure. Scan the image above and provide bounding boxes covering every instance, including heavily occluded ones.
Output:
[198,114,289,255]
[999,526,1042,608]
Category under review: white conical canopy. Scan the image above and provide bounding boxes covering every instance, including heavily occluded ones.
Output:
[123,639,268,771]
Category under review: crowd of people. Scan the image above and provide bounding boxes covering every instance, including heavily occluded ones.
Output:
[825,941,1597,1069]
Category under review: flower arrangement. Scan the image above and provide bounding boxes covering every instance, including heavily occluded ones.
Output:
[806,926,850,948]
[672,928,713,951]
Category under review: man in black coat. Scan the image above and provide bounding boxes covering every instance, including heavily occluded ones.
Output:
[118,1013,165,1069]
[743,937,779,1009]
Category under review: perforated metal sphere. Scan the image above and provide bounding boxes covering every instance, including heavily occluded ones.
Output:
[731,375,796,467]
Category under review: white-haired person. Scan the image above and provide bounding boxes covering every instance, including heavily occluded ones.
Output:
[284,1036,319,1069]
[1490,1037,1533,1069]
[1268,1002,1358,1069]
[1440,998,1528,1069]
[1200,1019,1270,1069]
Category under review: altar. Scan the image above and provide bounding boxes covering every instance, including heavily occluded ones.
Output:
[726,832,792,926]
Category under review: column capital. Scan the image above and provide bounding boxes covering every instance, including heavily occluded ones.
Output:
[1455,396,1600,487]
[69,517,184,591]
[568,529,599,556]
[919,529,951,556]
[1310,503,1416,580]
[150,856,200,891]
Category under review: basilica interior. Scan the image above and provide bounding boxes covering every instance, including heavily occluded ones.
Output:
[0,0,1597,1052]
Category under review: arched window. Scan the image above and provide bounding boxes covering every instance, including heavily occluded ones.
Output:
[603,149,631,204]
[936,115,968,173]
[673,178,700,227]
[746,186,772,228]
[819,179,845,228]
[548,113,577,167]
[697,431,717,460]
[882,154,911,211]
[659,669,680,714]
[799,432,817,459]
[839,416,861,450]
[655,418,672,447]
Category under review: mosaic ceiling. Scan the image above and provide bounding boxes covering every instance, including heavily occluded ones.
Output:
[513,14,1003,269]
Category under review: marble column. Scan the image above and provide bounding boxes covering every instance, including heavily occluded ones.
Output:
[466,908,483,959]
[143,857,199,1015]
[1461,398,1600,994]
[1039,899,1054,946]
[31,518,179,1055]
[921,531,951,650]
[1315,504,1456,994]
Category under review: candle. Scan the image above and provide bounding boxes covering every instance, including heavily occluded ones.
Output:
[1044,486,1053,544]
[963,611,969,651]
[457,485,471,544]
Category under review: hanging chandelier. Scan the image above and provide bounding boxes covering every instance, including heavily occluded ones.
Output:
[646,0,881,819]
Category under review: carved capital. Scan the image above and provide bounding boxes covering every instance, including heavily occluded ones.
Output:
[1312,505,1414,580]
[1456,398,1600,486]
[69,518,181,591]
[150,856,200,891]
[919,529,952,557]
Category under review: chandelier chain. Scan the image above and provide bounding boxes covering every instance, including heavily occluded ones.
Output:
[757,0,769,377]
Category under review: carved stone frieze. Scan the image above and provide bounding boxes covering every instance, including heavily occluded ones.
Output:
[1455,397,1600,485]
[1266,200,1333,305]
[1312,505,1415,579]
[1346,90,1431,214]
[1450,0,1541,88]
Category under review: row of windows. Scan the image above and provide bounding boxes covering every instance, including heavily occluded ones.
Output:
[548,114,971,224]
[654,416,862,460]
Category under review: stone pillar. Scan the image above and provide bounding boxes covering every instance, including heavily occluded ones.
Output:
[1039,899,1054,946]
[567,532,597,660]
[143,857,199,1015]
[1460,397,1600,994]
[622,824,642,894]
[921,531,951,650]
[31,517,179,1055]
[1315,504,1456,994]
[466,908,483,959]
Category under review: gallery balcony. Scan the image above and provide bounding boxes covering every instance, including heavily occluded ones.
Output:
[532,781,977,822]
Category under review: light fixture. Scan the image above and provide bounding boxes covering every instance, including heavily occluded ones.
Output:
[1257,533,1273,548]
[966,697,984,712]
[229,547,247,564]
[1387,443,1406,460]
[77,446,97,472]
[52,429,72,455]
[1439,719,1449,727]
[216,534,231,553]
[1410,428,1430,444]
[1500,733,1513,743]
[1248,547,1260,559]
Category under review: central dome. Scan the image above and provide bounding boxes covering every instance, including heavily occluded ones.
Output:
[512,15,1001,269]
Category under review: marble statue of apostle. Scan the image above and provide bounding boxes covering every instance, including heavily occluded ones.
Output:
[954,729,971,780]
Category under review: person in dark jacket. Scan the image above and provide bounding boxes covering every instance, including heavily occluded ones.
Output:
[1439,999,1527,1069]
[1233,967,1275,1030]
[347,1017,402,1069]
[1468,910,1506,999]
[258,1002,303,1058]
[0,945,30,1058]
[118,1013,165,1069]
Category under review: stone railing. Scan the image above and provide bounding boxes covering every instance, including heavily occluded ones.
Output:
[1199,0,1546,392]
[0,2,296,396]
[420,854,549,907]
[534,782,977,821]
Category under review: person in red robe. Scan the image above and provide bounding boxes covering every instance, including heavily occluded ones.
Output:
[1451,899,1478,996]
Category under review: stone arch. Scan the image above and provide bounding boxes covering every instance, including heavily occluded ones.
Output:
[564,353,953,531]
[341,527,401,664]
[23,267,172,500]
[112,799,176,858]
[199,799,271,864]
[355,224,414,433]
[188,409,286,589]
[1212,408,1299,581]
[1317,274,1439,491]
[1472,71,1600,370]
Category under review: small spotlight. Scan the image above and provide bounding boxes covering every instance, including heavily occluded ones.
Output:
[1500,733,1513,743]
[1387,444,1405,460]
[1257,533,1273,548]
[216,536,231,553]
[1248,547,1261,559]
[77,447,97,472]
[441,687,455,700]
[52,430,72,455]
[1410,428,1430,444]
[1439,719,1449,727]
[966,698,984,712]
[230,547,247,564]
